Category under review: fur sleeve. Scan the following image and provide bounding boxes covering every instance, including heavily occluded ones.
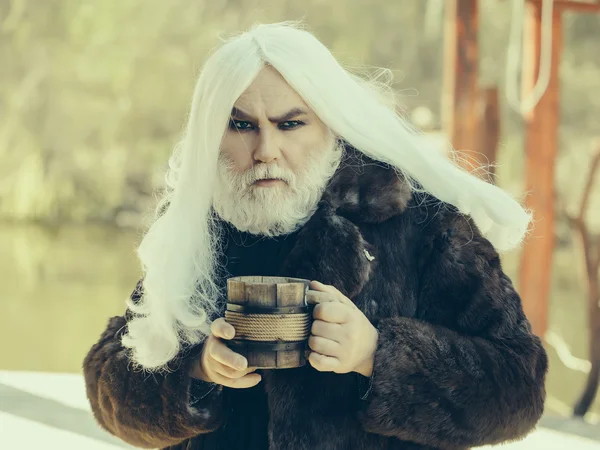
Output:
[358,210,548,449]
[82,287,224,448]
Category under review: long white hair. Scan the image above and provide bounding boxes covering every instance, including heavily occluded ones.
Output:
[122,21,531,371]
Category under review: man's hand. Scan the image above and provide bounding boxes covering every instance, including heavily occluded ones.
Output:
[192,318,262,388]
[306,281,378,377]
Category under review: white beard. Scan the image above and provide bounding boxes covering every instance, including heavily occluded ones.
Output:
[212,141,343,236]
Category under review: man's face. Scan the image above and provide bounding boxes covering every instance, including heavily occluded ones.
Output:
[220,65,331,184]
[213,66,341,235]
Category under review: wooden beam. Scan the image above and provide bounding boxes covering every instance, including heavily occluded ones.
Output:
[518,3,563,339]
[476,87,500,182]
[527,0,600,13]
[442,0,479,155]
[455,86,501,179]
[565,145,600,417]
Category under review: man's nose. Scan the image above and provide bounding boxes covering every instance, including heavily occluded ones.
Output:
[253,128,281,164]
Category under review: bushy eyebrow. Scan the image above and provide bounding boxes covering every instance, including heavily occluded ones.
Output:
[231,107,308,123]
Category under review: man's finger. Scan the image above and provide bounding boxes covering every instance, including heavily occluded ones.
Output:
[209,341,248,370]
[211,318,236,340]
[308,352,341,372]
[224,373,262,389]
[308,335,341,358]
[212,360,256,379]
[311,320,343,343]
[306,290,337,305]
[309,281,356,307]
[313,302,350,324]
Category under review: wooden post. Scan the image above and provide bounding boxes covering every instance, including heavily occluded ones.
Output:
[518,3,563,339]
[442,0,479,155]
[530,0,600,14]
[476,87,500,182]
[527,0,600,13]
[569,145,600,417]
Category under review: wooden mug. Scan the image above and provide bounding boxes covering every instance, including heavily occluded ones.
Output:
[225,276,318,369]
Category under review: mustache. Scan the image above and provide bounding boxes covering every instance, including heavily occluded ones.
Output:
[247,165,293,184]
[222,161,296,190]
[218,154,294,181]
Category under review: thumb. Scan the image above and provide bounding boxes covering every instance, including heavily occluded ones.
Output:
[211,318,236,340]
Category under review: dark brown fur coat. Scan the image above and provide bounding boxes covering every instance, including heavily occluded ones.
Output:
[83,150,548,450]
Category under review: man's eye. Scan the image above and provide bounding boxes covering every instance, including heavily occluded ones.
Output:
[279,121,303,130]
[230,120,254,131]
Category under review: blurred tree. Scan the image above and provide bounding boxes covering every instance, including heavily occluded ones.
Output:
[0,0,598,226]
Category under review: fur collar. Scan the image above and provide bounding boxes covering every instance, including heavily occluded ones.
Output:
[280,148,413,300]
[322,147,412,224]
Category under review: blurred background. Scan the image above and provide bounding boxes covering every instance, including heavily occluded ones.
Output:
[1,0,600,444]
